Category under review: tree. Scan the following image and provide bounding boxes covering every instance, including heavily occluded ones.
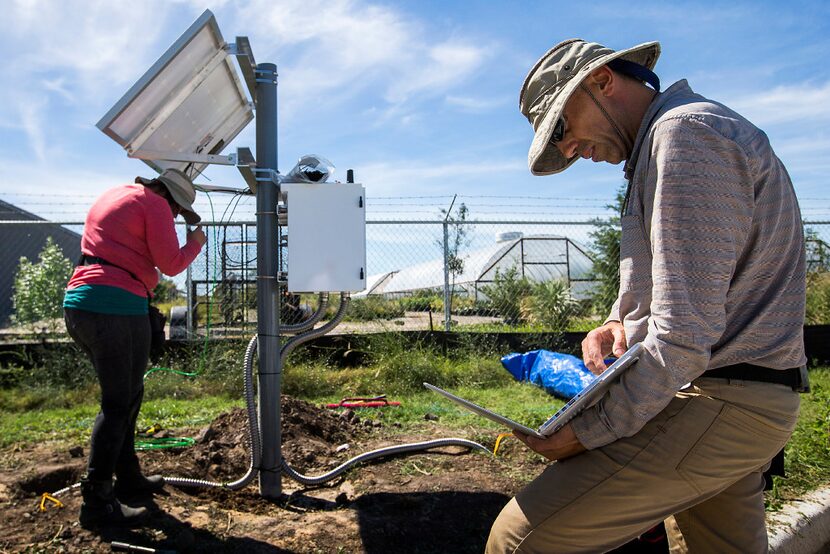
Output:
[13,237,74,325]
[152,276,181,303]
[435,200,472,315]
[587,184,626,317]
[805,228,830,274]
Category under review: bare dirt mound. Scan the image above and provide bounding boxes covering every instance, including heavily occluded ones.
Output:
[0,396,666,553]
[151,396,370,485]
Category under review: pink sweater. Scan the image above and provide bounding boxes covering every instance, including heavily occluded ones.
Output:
[67,184,202,297]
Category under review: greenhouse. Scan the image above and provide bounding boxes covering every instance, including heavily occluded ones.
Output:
[361,232,598,300]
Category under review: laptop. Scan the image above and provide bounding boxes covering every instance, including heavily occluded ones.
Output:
[424,343,644,439]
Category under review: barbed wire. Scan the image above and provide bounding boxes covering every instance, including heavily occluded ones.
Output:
[3,192,830,221]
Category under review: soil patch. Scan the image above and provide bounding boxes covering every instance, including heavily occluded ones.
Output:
[0,396,667,553]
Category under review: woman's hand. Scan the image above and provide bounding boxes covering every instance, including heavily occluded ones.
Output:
[188,225,207,246]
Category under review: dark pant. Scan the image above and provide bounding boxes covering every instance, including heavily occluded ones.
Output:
[65,308,149,482]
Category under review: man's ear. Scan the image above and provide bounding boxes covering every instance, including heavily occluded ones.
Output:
[587,66,615,97]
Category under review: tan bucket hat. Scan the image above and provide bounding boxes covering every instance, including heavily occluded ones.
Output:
[520,38,661,175]
[137,168,201,224]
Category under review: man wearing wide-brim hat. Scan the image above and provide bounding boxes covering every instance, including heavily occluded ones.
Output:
[487,39,807,553]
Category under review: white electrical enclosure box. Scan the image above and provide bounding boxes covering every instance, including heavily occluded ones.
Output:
[283,182,366,293]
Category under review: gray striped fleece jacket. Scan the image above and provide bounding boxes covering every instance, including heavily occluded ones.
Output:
[570,80,807,450]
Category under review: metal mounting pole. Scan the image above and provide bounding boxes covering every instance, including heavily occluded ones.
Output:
[255,62,281,499]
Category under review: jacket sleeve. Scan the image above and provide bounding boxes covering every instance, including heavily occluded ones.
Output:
[144,199,202,277]
[571,116,755,449]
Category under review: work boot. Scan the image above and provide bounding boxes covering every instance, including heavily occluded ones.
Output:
[114,473,166,504]
[79,478,148,529]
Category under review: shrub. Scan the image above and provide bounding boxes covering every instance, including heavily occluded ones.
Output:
[13,237,74,326]
[451,295,491,316]
[806,271,830,324]
[521,279,578,331]
[481,267,533,325]
[455,300,493,317]
[342,296,404,321]
[399,293,442,312]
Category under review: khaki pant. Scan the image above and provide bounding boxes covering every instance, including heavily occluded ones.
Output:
[486,378,799,553]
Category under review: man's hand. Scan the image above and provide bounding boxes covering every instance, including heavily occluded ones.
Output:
[581,321,627,375]
[188,225,207,247]
[514,423,586,462]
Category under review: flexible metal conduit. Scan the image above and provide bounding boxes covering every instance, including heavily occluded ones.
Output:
[280,292,350,365]
[51,296,490,497]
[276,294,490,485]
[279,292,329,335]
[281,438,490,487]
[163,334,262,490]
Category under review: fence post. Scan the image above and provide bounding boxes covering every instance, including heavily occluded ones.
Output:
[443,221,451,331]
[186,264,193,337]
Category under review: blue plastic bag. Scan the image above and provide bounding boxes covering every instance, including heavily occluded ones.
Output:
[501,350,597,399]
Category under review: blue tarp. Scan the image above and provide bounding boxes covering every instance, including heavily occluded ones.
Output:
[501,350,598,399]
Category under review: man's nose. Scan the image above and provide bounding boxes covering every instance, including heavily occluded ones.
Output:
[557,137,578,159]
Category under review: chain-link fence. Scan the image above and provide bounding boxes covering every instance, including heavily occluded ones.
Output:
[2,218,830,341]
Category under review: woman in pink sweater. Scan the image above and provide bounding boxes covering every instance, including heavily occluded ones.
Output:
[64,168,206,529]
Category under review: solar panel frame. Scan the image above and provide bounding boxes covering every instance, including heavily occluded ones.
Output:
[96,9,254,176]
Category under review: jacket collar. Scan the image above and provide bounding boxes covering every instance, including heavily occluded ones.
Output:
[623,79,694,182]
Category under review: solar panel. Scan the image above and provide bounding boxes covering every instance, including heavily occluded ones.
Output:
[96,9,254,177]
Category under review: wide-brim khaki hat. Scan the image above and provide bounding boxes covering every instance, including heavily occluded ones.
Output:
[137,168,201,225]
[520,38,660,176]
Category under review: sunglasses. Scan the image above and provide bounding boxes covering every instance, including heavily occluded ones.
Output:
[550,117,566,144]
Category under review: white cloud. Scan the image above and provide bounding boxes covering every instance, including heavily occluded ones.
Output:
[728,81,830,126]
[0,1,178,166]
[445,95,507,113]
[227,0,492,119]
[15,96,49,163]
[0,1,493,165]
[385,41,488,104]
[42,78,75,104]
[358,158,525,196]
[3,1,168,87]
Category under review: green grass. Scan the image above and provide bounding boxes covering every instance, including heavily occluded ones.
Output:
[456,315,602,334]
[0,339,827,512]
[0,395,241,449]
[311,381,561,433]
[770,367,830,506]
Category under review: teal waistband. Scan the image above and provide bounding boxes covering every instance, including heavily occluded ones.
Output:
[63,285,148,315]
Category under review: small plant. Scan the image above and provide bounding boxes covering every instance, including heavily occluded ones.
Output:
[399,292,443,312]
[480,266,533,325]
[12,237,74,327]
[520,279,577,331]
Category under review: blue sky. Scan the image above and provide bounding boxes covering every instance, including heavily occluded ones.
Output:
[1,0,830,222]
